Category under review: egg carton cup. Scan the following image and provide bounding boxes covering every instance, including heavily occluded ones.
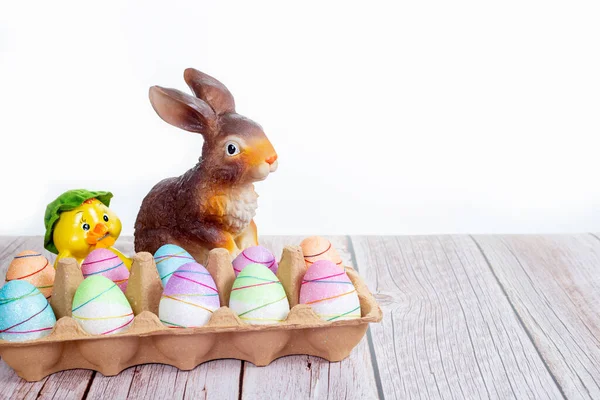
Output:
[0,246,382,382]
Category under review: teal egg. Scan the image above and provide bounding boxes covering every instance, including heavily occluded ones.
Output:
[154,244,196,287]
[0,280,56,342]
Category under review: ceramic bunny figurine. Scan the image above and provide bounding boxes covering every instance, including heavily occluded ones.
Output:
[134,68,278,263]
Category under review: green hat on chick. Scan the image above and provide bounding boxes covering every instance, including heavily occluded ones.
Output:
[44,189,113,254]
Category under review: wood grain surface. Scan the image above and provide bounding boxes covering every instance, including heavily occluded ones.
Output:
[1,234,599,399]
[474,234,600,399]
[350,235,563,399]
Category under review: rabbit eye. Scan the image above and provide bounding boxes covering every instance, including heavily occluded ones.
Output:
[225,141,241,156]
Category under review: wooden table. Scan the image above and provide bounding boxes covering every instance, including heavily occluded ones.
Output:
[1,235,599,399]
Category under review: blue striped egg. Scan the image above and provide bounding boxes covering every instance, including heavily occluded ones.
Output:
[154,244,196,287]
[0,280,56,342]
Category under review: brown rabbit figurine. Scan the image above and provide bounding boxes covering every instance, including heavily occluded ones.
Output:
[134,68,278,263]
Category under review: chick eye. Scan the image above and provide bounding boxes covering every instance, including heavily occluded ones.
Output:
[103,214,109,222]
[82,223,90,231]
[225,141,241,156]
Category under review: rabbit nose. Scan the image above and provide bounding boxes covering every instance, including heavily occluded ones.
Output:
[266,155,278,165]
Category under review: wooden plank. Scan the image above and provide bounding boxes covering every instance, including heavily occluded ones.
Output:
[0,361,46,400]
[351,235,563,400]
[179,360,242,400]
[117,364,186,400]
[242,339,377,399]
[86,356,241,400]
[0,359,93,400]
[85,368,135,400]
[35,370,95,400]
[474,234,600,399]
[240,236,380,399]
[113,235,135,259]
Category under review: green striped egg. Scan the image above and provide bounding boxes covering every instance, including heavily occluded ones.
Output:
[228,263,289,325]
[72,275,134,335]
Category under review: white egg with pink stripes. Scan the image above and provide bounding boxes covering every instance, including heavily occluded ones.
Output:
[299,260,361,322]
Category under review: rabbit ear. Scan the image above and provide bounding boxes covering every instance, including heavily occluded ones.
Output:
[149,86,216,136]
[184,68,235,115]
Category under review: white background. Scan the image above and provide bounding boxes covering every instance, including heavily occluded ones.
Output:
[1,1,599,236]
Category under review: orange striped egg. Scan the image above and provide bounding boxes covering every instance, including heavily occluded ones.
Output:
[300,236,343,268]
[5,250,55,299]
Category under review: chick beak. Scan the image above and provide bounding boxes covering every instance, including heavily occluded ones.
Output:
[86,223,109,245]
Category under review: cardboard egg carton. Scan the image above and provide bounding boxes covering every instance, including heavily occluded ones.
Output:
[0,246,382,382]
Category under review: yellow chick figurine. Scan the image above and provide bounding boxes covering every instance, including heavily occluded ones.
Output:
[44,189,132,269]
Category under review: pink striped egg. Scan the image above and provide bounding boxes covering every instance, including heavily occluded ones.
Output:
[81,249,129,293]
[232,246,278,276]
[299,260,361,322]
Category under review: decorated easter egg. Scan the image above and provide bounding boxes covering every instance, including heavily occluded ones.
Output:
[159,262,220,328]
[229,263,289,325]
[154,244,196,287]
[232,245,278,276]
[72,275,134,335]
[0,280,56,342]
[300,236,343,268]
[5,250,55,299]
[81,249,129,293]
[299,260,361,322]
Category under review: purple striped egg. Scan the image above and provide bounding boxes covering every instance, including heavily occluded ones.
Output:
[158,262,220,328]
[232,246,278,276]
